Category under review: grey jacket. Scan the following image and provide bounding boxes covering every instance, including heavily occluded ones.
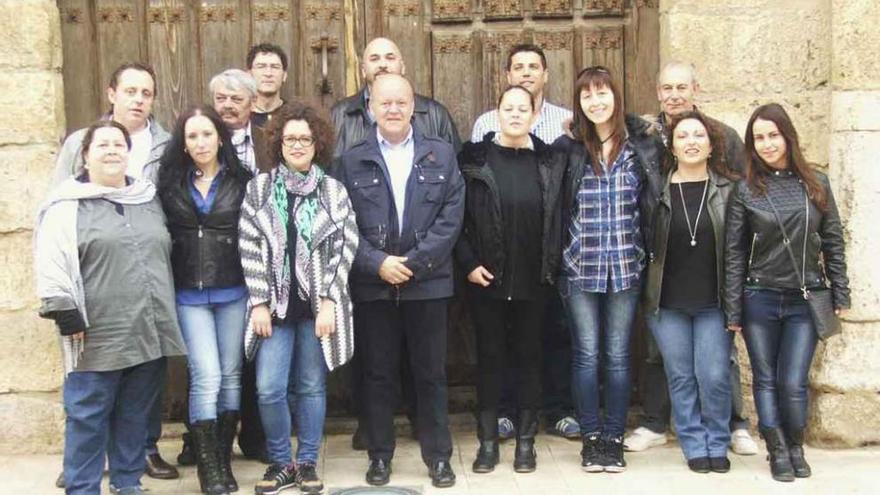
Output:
[52,118,171,186]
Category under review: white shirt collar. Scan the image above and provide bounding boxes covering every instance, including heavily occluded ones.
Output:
[377,126,414,150]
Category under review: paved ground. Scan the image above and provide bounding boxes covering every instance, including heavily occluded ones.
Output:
[4,428,877,495]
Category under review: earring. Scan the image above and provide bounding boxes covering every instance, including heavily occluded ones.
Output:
[184,148,189,154]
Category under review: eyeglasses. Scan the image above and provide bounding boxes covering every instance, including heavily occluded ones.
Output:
[282,135,315,147]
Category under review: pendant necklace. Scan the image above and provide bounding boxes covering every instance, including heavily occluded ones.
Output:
[677,179,708,247]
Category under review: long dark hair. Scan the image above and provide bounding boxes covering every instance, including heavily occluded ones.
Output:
[743,103,827,211]
[572,66,626,176]
[665,110,737,179]
[158,105,248,192]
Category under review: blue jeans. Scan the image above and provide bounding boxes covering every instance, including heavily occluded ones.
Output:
[178,296,248,422]
[256,319,327,465]
[742,288,818,431]
[648,306,732,459]
[63,358,165,495]
[562,282,640,437]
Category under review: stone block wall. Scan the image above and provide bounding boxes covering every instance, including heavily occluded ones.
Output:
[661,0,880,447]
[0,0,66,454]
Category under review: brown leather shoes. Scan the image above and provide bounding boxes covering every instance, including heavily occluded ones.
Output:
[145,453,180,480]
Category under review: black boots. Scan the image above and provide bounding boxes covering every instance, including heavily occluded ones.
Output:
[217,411,240,492]
[473,410,500,473]
[513,410,538,473]
[761,427,795,482]
[191,420,229,495]
[787,428,812,478]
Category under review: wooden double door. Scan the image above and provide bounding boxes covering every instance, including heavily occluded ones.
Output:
[57,0,659,416]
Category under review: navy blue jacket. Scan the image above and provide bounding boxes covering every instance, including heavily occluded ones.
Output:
[334,126,465,302]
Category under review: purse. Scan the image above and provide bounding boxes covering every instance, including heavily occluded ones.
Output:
[765,189,842,339]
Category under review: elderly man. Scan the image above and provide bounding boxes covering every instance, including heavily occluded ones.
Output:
[331,37,461,157]
[210,69,268,175]
[51,62,178,487]
[335,74,464,489]
[247,43,288,128]
[626,61,758,456]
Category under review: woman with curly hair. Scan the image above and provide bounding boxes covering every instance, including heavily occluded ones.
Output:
[239,101,358,494]
[643,110,739,474]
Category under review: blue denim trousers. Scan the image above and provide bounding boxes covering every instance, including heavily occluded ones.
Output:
[177,296,248,422]
[561,282,640,437]
[647,306,732,459]
[255,319,328,465]
[63,358,165,495]
[742,288,818,431]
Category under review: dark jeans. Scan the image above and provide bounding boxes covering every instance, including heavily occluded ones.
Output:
[355,299,453,466]
[63,358,165,495]
[562,283,641,437]
[640,323,750,433]
[237,359,266,457]
[144,360,166,455]
[742,288,818,431]
[471,293,546,413]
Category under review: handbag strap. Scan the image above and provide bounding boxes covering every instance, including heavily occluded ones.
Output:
[763,186,810,299]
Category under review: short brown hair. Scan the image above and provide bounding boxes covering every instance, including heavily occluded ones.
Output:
[108,62,157,95]
[81,120,131,163]
[665,110,737,179]
[265,100,336,170]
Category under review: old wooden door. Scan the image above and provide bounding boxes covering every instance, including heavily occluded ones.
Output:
[56,0,658,417]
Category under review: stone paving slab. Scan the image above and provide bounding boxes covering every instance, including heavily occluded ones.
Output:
[2,431,876,494]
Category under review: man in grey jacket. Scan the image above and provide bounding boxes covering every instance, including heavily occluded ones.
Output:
[51,62,179,487]
[52,62,170,187]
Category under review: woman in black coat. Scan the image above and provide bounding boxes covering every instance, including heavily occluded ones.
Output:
[456,85,565,474]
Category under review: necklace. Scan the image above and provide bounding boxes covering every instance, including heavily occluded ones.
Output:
[599,131,616,144]
[195,175,216,183]
[677,179,709,247]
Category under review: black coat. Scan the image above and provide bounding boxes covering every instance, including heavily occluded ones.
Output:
[723,171,850,327]
[330,87,462,158]
[556,113,665,260]
[454,133,566,288]
[159,168,251,290]
[333,126,465,302]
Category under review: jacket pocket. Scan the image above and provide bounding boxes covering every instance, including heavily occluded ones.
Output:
[361,224,387,250]
[349,174,384,207]
[417,170,448,204]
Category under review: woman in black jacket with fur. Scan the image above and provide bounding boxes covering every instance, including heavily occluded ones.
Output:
[455,85,565,474]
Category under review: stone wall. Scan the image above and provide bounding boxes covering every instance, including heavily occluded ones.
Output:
[0,0,66,453]
[661,0,880,447]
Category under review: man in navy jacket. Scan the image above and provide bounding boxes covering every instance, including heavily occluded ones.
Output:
[335,74,464,488]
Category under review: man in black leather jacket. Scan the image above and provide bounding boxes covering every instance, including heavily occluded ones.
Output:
[330,37,461,158]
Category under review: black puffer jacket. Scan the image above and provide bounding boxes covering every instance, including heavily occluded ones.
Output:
[556,114,665,260]
[330,87,462,158]
[159,168,252,290]
[454,133,566,287]
[723,170,850,327]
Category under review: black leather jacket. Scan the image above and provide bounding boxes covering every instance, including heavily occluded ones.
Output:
[330,87,462,158]
[723,171,850,326]
[159,168,252,290]
[454,133,566,286]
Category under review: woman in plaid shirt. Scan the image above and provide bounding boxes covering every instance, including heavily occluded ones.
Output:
[554,66,664,474]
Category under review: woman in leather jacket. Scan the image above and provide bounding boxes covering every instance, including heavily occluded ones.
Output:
[455,85,565,474]
[158,105,252,495]
[555,66,663,473]
[643,111,739,473]
[724,103,849,482]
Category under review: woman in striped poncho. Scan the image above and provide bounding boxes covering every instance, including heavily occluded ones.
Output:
[238,101,358,495]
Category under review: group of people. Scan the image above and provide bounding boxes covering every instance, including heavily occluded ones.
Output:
[35,37,849,495]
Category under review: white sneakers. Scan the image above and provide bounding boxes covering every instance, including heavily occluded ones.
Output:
[623,426,668,452]
[730,428,759,455]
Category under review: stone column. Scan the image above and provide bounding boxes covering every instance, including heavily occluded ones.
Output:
[0,0,66,453]
[809,0,880,447]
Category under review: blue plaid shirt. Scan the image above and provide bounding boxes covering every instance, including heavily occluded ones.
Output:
[562,141,645,293]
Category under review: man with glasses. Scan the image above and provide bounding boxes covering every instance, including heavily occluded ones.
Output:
[247,43,289,129]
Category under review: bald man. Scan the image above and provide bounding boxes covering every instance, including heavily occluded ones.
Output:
[335,74,464,488]
[330,37,461,158]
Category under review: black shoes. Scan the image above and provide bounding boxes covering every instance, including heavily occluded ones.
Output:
[603,435,626,473]
[296,463,324,494]
[513,410,538,473]
[687,457,711,473]
[580,432,604,473]
[761,427,795,482]
[472,440,500,473]
[709,456,731,473]
[787,428,812,478]
[365,459,392,486]
[254,463,297,495]
[178,432,196,466]
[217,411,240,492]
[145,453,180,480]
[429,460,456,488]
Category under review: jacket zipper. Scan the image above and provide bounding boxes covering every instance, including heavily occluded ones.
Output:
[747,233,757,272]
[198,224,204,290]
